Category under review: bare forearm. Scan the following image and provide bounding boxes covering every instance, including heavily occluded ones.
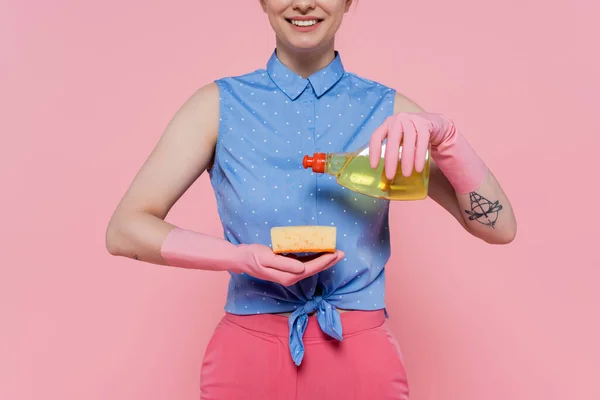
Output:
[457,170,516,244]
[105,211,176,265]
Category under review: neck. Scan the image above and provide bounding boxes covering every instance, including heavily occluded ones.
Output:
[275,39,336,78]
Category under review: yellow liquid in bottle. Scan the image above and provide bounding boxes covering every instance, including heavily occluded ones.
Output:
[327,153,430,201]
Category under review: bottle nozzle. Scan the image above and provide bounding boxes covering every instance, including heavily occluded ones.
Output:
[302,153,326,173]
[302,155,313,169]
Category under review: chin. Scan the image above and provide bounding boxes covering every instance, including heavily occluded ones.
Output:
[289,41,324,52]
[282,35,331,53]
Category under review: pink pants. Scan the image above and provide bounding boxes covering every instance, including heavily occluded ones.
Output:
[200,310,409,399]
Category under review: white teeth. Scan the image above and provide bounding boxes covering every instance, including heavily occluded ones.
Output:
[291,19,318,27]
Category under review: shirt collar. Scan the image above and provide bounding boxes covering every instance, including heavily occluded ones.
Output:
[266,50,346,100]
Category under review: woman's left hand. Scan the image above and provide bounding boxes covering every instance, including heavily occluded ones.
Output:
[368,111,516,244]
[368,112,451,180]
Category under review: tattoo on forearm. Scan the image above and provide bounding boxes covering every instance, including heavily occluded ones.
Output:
[465,192,503,228]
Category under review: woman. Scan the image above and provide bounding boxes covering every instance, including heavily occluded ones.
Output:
[106,0,517,398]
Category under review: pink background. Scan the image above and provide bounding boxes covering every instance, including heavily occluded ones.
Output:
[2,0,598,399]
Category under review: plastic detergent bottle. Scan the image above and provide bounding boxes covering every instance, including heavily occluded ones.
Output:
[302,142,431,201]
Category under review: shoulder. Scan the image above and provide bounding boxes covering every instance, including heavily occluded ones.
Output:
[166,82,220,149]
[189,82,220,106]
[392,91,426,113]
[176,83,220,132]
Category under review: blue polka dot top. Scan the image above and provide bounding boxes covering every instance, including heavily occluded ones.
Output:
[209,50,396,366]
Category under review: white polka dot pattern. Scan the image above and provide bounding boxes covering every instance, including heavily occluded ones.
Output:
[208,51,396,365]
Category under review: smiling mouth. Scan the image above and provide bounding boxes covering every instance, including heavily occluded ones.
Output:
[286,19,323,27]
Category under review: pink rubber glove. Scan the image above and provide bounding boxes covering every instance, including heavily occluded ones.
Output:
[369,112,488,194]
[160,228,344,286]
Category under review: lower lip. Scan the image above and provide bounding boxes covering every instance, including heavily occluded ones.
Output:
[289,21,322,33]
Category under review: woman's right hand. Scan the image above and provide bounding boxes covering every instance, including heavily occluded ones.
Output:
[234,244,345,287]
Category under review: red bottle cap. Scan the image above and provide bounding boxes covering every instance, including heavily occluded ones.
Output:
[302,153,326,173]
